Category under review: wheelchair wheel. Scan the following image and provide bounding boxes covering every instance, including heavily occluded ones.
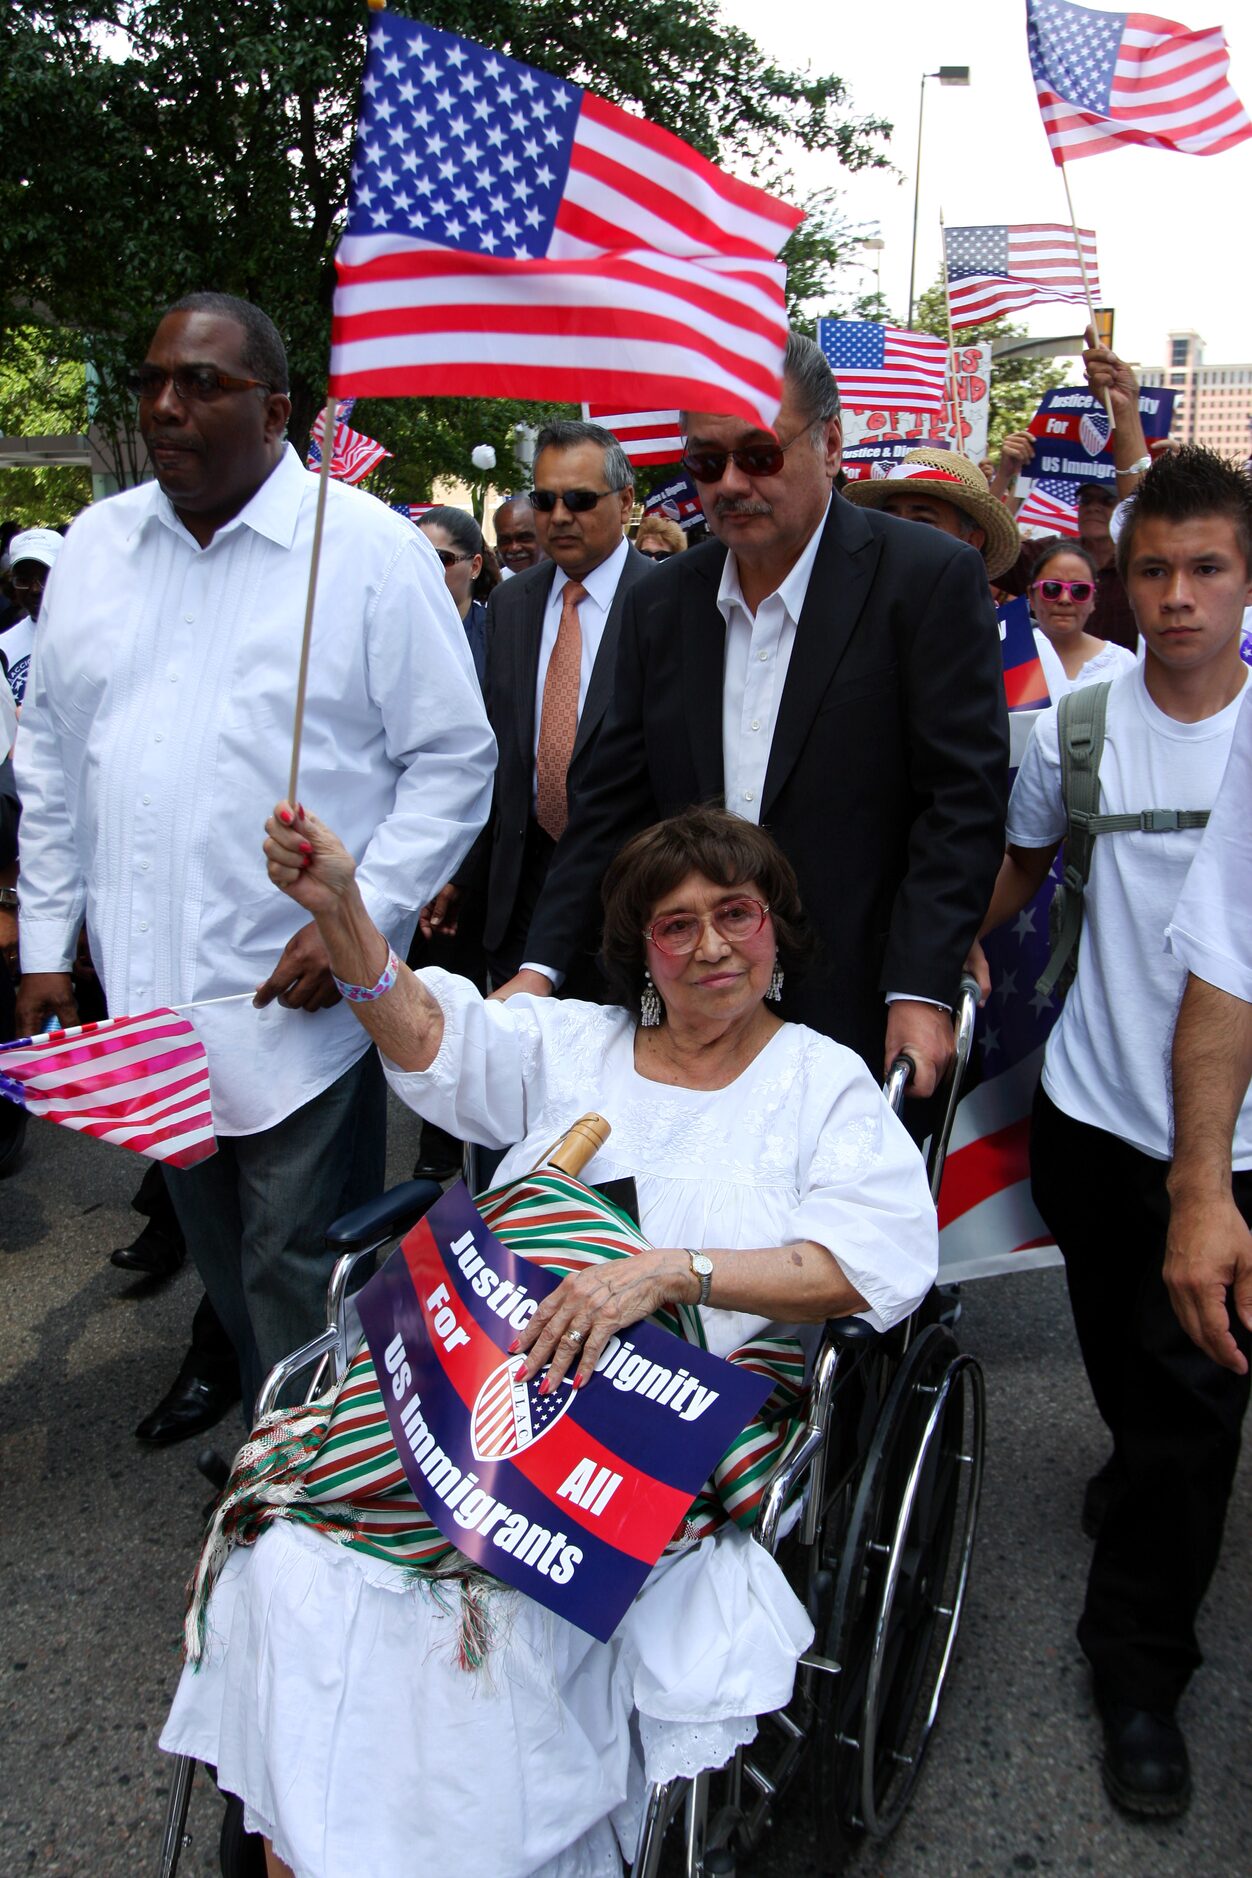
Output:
[812,1323,985,1847]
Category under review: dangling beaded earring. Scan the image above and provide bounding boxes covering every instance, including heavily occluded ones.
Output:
[640,970,661,1028]
[767,961,784,1003]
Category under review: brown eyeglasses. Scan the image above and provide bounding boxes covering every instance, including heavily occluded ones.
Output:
[128,365,271,403]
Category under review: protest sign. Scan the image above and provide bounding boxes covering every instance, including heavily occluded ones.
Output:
[641,470,704,531]
[355,1183,772,1641]
[1026,385,1177,487]
[841,342,991,481]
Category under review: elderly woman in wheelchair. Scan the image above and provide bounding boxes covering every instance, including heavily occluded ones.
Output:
[161,802,937,1878]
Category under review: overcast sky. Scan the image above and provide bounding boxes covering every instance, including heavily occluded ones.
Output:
[719,0,1251,372]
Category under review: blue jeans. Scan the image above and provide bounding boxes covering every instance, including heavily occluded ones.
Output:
[165,1049,387,1418]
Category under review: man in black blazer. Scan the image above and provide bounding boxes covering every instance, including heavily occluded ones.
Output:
[493,334,1010,1097]
[422,420,652,1000]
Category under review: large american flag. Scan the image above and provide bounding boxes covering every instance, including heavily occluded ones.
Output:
[817,320,949,413]
[581,404,684,464]
[1027,0,1252,162]
[329,13,801,428]
[307,401,394,484]
[944,223,1100,328]
[1017,474,1082,536]
[0,1008,216,1168]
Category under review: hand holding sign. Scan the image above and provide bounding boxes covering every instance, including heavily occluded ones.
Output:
[514,1244,697,1391]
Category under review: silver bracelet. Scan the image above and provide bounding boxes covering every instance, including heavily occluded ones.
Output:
[332,945,401,1003]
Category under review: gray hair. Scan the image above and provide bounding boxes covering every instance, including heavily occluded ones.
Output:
[534,419,634,492]
[784,330,841,428]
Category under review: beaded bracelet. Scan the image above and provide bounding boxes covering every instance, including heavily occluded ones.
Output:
[332,945,402,1003]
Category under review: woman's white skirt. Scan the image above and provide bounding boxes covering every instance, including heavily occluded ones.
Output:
[161,1520,813,1878]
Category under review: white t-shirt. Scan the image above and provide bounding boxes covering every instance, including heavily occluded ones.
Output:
[1032,627,1136,702]
[1007,663,1252,1165]
[1167,687,1252,1004]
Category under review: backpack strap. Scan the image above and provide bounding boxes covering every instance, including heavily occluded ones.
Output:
[1036,682,1111,1000]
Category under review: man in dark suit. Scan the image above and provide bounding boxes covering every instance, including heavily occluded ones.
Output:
[421,420,651,1001]
[492,334,1010,1097]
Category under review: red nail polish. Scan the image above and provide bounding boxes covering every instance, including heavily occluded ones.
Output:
[278,808,293,825]
[299,840,313,855]
[572,1373,584,1390]
[515,1363,528,1381]
[507,1337,521,1354]
[297,803,306,819]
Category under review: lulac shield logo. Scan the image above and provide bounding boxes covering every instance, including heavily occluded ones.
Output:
[471,1356,577,1461]
[1079,410,1112,458]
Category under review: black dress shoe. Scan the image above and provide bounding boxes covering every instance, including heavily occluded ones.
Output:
[412,1121,463,1181]
[1101,1704,1191,1818]
[135,1362,240,1446]
[111,1219,186,1280]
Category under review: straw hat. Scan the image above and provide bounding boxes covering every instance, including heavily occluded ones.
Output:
[844,449,1021,580]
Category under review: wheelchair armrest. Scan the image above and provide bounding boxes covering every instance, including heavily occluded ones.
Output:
[325,1178,444,1251]
[825,1314,888,1346]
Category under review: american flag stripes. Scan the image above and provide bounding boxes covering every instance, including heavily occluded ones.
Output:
[944,223,1101,328]
[1027,0,1252,163]
[0,1007,216,1168]
[581,403,684,464]
[817,320,949,413]
[1017,475,1082,536]
[307,403,394,484]
[330,13,801,429]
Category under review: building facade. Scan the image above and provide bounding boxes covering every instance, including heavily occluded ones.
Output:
[1141,332,1252,460]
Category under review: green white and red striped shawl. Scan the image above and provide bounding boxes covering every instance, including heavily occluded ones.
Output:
[185,1170,806,1663]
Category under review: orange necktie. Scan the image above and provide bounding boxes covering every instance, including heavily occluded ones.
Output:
[535,579,586,840]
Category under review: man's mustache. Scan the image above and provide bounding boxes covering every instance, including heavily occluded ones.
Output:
[714,498,772,518]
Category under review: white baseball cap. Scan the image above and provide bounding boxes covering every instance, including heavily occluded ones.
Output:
[8,527,64,571]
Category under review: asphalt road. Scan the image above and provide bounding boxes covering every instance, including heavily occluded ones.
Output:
[1,1098,1248,1877]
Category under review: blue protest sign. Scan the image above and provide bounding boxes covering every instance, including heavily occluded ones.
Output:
[354,1183,773,1641]
[1027,385,1178,486]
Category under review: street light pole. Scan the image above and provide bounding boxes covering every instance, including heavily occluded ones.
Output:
[907,65,970,331]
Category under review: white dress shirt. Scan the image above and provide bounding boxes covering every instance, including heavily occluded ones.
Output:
[530,535,629,797]
[717,498,831,821]
[16,444,496,1135]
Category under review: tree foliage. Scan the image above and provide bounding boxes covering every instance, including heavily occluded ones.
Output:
[1,0,891,500]
[913,279,1069,453]
[0,324,91,525]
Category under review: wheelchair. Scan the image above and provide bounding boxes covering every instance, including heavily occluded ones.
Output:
[159,981,983,1878]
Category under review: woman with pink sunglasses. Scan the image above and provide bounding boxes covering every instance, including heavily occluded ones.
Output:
[1029,538,1137,700]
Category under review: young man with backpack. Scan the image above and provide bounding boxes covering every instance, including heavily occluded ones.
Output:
[972,447,1252,1819]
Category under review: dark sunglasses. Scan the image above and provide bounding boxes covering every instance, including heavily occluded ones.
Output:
[680,426,809,485]
[1032,577,1095,604]
[430,547,473,570]
[638,547,672,561]
[128,364,271,403]
[529,486,618,514]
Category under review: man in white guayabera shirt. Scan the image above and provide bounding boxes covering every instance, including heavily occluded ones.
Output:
[15,292,495,1418]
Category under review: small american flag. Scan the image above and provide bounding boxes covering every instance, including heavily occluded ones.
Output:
[817,320,949,413]
[391,501,438,523]
[330,13,801,428]
[582,404,684,464]
[1018,475,1082,536]
[944,223,1100,328]
[0,1008,216,1168]
[469,1355,574,1461]
[307,403,394,484]
[1027,0,1252,162]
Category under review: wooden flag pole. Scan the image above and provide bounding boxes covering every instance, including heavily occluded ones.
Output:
[288,394,338,807]
[938,210,967,457]
[1059,161,1115,430]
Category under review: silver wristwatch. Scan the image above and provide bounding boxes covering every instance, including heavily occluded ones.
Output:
[0,886,17,911]
[685,1248,714,1308]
